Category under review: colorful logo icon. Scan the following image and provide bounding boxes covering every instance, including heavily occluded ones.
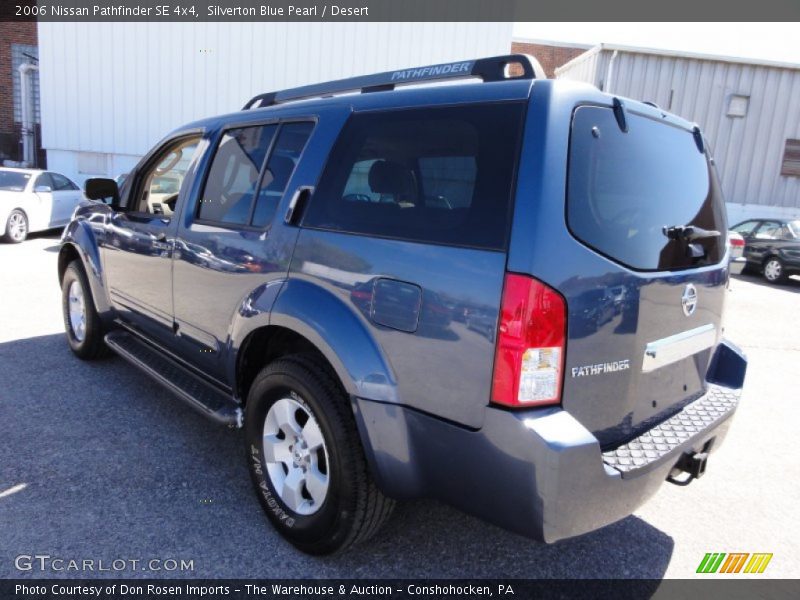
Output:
[697,552,773,574]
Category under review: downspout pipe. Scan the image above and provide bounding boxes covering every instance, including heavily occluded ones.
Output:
[605,49,618,94]
[18,62,39,167]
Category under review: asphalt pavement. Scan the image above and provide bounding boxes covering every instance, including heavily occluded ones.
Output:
[1,233,798,579]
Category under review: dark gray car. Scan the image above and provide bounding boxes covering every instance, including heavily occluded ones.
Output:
[731,218,800,283]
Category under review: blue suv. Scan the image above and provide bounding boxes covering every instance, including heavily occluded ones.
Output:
[59,55,747,554]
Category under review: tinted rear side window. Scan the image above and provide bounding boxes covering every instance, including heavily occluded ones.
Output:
[303,103,525,250]
[35,173,54,190]
[199,125,277,226]
[252,122,313,228]
[50,172,79,191]
[567,106,726,271]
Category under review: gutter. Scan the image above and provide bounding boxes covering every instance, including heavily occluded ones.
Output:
[18,62,39,168]
[604,50,619,94]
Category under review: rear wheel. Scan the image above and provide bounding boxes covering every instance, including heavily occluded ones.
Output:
[763,257,787,284]
[2,209,28,243]
[245,355,394,555]
[61,261,110,359]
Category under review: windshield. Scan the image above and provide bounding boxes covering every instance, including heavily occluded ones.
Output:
[788,221,800,238]
[152,176,180,194]
[0,171,31,192]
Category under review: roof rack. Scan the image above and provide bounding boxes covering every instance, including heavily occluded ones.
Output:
[243,54,540,110]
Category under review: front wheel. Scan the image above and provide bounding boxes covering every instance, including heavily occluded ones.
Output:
[245,355,394,555]
[2,209,28,243]
[763,257,787,284]
[61,261,110,359]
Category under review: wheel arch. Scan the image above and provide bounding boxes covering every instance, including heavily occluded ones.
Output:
[10,206,29,219]
[235,325,338,404]
[762,252,781,265]
[233,278,402,495]
[271,278,397,401]
[58,221,111,315]
[57,243,81,283]
[233,277,398,405]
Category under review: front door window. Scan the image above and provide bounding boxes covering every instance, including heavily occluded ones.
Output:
[132,137,200,216]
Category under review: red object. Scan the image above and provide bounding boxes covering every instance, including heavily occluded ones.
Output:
[729,236,745,248]
[491,273,567,407]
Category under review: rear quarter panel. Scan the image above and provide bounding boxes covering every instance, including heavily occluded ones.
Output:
[508,81,730,446]
[778,240,800,269]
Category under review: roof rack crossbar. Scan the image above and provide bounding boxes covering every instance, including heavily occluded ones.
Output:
[242,54,537,110]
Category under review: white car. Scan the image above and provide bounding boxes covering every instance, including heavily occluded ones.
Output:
[728,230,746,275]
[0,167,86,243]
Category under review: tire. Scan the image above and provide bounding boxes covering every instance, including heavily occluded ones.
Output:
[763,257,787,284]
[2,209,28,243]
[245,355,395,555]
[61,260,111,359]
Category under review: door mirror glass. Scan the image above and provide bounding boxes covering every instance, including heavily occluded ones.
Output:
[85,177,120,207]
[34,185,52,193]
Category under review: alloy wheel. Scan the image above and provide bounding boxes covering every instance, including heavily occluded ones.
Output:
[262,396,329,516]
[8,212,27,242]
[68,280,87,342]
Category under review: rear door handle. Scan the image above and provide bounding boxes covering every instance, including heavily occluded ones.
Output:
[284,186,314,226]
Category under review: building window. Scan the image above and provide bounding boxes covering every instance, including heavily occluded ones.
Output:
[77,152,108,175]
[12,44,39,124]
[727,94,749,118]
[782,139,800,177]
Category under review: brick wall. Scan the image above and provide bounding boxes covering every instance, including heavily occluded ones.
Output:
[0,22,37,133]
[0,22,37,162]
[511,40,588,78]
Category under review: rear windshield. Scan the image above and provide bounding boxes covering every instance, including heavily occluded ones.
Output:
[567,106,726,271]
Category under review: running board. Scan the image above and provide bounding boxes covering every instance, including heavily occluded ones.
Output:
[104,330,243,428]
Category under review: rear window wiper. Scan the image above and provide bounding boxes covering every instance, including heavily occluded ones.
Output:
[662,225,721,242]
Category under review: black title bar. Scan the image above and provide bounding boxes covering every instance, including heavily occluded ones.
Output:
[3,0,800,22]
[4,579,800,600]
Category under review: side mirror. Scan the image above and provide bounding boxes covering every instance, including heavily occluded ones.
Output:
[85,177,120,208]
[34,185,52,193]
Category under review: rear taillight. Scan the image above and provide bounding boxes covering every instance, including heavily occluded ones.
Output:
[491,273,566,408]
[729,237,745,248]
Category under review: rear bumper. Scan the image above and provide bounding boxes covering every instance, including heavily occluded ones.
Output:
[729,256,747,275]
[355,341,746,543]
[534,385,739,542]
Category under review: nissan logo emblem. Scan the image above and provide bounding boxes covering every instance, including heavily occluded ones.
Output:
[682,284,698,317]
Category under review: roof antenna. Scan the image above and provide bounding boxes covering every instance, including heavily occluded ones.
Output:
[612,98,628,133]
